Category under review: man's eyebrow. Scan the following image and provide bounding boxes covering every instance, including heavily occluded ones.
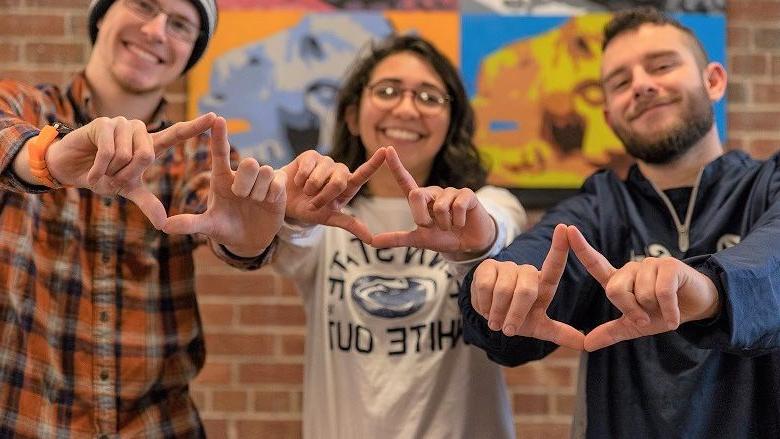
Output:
[645,50,680,61]
[602,67,627,85]
[602,50,681,84]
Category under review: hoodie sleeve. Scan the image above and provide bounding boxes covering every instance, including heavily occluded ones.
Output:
[680,155,780,355]
[458,190,601,367]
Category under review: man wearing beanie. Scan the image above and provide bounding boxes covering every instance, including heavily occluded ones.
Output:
[0,0,285,436]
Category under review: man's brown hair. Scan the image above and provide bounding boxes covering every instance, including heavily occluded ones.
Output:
[603,7,709,68]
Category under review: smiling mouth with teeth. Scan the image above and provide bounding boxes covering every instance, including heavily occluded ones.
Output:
[383,128,422,142]
[125,42,163,64]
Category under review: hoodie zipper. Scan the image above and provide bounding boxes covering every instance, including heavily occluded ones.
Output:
[647,168,704,253]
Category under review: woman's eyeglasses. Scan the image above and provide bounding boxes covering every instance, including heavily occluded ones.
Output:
[365,81,450,116]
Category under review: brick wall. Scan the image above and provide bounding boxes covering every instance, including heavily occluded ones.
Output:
[2,1,778,437]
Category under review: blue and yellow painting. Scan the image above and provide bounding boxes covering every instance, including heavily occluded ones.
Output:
[461,13,726,188]
[188,4,725,190]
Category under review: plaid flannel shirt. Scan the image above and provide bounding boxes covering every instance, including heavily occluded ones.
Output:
[0,74,269,438]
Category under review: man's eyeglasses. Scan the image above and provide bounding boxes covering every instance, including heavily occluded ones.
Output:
[365,81,451,116]
[123,0,201,43]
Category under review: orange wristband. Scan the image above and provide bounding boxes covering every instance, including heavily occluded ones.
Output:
[27,125,62,188]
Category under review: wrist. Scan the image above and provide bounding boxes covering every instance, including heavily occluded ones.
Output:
[222,243,268,259]
[27,123,71,188]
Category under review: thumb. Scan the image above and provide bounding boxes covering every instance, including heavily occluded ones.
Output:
[123,187,167,230]
[162,213,207,236]
[325,213,373,244]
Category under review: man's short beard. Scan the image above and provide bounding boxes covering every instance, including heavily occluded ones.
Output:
[615,92,714,165]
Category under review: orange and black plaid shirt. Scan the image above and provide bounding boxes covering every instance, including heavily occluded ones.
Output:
[0,74,269,438]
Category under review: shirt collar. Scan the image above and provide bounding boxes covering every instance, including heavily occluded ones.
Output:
[67,72,170,132]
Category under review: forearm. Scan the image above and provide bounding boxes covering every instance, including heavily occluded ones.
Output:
[10,137,46,187]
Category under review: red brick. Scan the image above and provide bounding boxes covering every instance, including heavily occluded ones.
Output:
[205,333,275,356]
[213,390,248,412]
[1,70,68,85]
[68,14,89,38]
[240,304,306,326]
[727,26,750,49]
[194,362,232,385]
[729,54,768,76]
[25,42,85,64]
[513,393,549,415]
[515,422,571,439]
[28,0,93,7]
[236,420,301,439]
[201,419,228,439]
[239,363,304,384]
[754,83,780,103]
[281,278,301,297]
[754,28,780,50]
[254,391,292,412]
[0,43,19,63]
[727,137,746,151]
[503,364,573,387]
[281,334,306,356]
[196,273,280,297]
[727,81,748,104]
[199,303,234,327]
[730,112,780,131]
[547,346,580,360]
[728,1,780,21]
[555,394,576,415]
[749,139,780,160]
[0,14,64,36]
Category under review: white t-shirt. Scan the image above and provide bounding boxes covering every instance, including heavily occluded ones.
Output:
[272,186,526,439]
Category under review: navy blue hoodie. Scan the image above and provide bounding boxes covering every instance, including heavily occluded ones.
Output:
[459,151,780,438]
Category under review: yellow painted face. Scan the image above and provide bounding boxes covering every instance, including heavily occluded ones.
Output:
[472,14,630,189]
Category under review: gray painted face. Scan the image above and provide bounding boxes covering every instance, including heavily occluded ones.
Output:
[199,14,392,168]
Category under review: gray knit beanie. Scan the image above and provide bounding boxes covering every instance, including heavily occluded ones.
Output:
[87,0,217,73]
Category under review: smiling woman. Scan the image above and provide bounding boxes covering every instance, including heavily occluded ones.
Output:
[268,34,528,439]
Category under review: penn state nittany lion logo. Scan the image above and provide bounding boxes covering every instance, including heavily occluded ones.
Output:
[351,276,436,318]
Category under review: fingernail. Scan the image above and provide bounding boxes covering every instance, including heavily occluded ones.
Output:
[503,325,516,336]
[488,319,499,331]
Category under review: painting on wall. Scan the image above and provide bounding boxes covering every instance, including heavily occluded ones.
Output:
[188,10,458,168]
[460,0,725,14]
[188,3,725,205]
[460,12,726,196]
[219,0,457,10]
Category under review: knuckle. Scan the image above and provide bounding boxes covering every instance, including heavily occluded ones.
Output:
[513,285,536,300]
[131,119,147,130]
[493,288,514,304]
[137,150,155,167]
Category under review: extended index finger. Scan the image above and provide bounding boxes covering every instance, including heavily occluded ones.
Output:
[340,147,387,202]
[567,225,616,288]
[206,117,233,177]
[384,146,418,195]
[537,224,570,302]
[151,112,216,157]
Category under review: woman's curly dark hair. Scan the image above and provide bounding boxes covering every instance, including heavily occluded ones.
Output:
[329,34,487,196]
